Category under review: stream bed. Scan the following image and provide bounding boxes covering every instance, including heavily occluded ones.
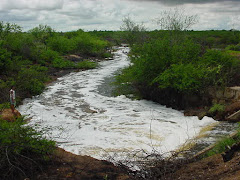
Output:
[19,46,237,162]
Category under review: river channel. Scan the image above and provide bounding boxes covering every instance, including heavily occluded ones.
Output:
[19,46,237,162]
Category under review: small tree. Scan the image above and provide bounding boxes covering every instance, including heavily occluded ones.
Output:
[120,16,147,45]
[29,24,55,45]
[0,22,22,39]
[156,8,198,31]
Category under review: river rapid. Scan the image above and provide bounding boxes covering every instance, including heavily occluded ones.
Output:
[19,46,218,161]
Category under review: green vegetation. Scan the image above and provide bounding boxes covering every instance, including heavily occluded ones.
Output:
[115,19,240,108]
[205,129,240,157]
[0,117,55,179]
[208,103,225,115]
[0,22,110,104]
[0,103,10,112]
[120,16,147,45]
[0,22,114,180]
[76,61,97,69]
[89,30,126,46]
[1,18,240,178]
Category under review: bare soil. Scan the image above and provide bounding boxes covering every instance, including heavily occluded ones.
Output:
[31,145,240,180]
[35,148,133,180]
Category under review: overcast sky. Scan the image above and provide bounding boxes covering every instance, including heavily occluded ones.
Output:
[0,0,240,31]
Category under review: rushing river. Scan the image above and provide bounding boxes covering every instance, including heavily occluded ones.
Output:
[19,46,224,160]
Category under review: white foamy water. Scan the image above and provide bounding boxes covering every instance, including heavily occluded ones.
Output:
[19,46,216,160]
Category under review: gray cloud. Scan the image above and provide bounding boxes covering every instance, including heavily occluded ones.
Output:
[0,0,64,11]
[0,0,239,31]
[0,9,38,22]
[127,0,240,6]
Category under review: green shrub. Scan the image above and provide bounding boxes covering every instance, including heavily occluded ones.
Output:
[116,36,240,97]
[103,52,112,58]
[47,31,108,57]
[200,49,237,70]
[76,61,97,69]
[0,118,55,179]
[29,24,55,45]
[200,50,239,87]
[40,49,60,63]
[3,33,35,59]
[52,57,75,69]
[16,65,49,95]
[116,37,202,90]
[226,44,240,51]
[209,103,225,114]
[0,102,10,111]
[152,63,207,92]
[47,35,74,54]
[72,32,108,56]
[0,47,12,74]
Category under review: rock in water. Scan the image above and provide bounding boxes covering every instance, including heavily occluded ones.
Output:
[0,109,21,122]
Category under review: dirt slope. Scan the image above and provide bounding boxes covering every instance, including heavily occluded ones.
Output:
[164,152,240,180]
[34,147,240,180]
[36,148,132,180]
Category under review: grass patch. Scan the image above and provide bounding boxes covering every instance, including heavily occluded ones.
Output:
[204,128,240,157]
[205,137,236,157]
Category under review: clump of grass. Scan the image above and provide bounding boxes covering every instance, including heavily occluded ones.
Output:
[205,137,236,157]
[208,103,225,115]
[204,127,240,157]
[103,52,112,58]
[76,61,97,69]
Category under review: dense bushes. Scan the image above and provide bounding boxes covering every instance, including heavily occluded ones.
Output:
[47,30,109,57]
[0,118,55,179]
[47,35,74,54]
[76,61,97,69]
[0,22,109,103]
[16,65,49,95]
[0,46,12,73]
[226,44,240,51]
[116,33,240,108]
